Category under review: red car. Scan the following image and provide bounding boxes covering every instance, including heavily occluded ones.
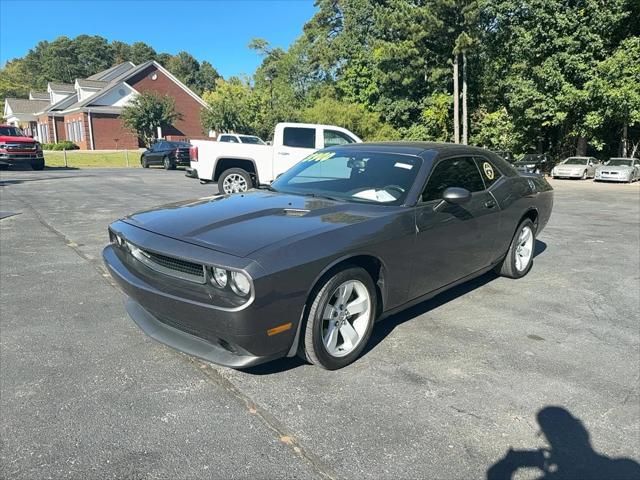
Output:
[0,124,45,170]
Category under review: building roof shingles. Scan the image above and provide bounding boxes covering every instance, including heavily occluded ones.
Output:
[77,79,108,89]
[5,98,51,114]
[48,82,76,93]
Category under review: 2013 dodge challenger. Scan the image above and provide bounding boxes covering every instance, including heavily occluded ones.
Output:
[103,143,553,370]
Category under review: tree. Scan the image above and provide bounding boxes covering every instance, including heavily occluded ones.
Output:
[0,60,31,99]
[471,107,522,151]
[121,92,181,146]
[201,77,255,135]
[128,42,157,64]
[302,96,397,140]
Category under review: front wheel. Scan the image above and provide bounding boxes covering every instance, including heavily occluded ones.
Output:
[300,267,376,370]
[218,168,252,194]
[495,218,536,279]
[141,157,149,168]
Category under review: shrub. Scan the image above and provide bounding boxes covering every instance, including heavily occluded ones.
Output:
[41,141,79,151]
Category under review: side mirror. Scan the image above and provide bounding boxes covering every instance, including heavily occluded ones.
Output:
[442,187,472,204]
[434,187,471,212]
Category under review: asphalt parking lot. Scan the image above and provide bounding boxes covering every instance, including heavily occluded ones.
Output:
[1,166,639,479]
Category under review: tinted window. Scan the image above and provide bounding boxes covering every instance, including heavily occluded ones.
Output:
[271,150,422,205]
[169,142,189,148]
[283,127,316,148]
[0,126,24,136]
[219,135,238,143]
[239,135,265,145]
[475,157,501,188]
[324,130,356,147]
[422,157,485,202]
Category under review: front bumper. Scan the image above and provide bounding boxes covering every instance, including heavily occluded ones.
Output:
[595,173,631,182]
[102,224,302,368]
[553,171,584,178]
[0,153,44,164]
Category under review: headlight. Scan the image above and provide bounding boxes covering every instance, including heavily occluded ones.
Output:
[230,271,251,296]
[209,267,228,288]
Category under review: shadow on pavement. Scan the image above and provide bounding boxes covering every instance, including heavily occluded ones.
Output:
[487,406,640,479]
[245,240,548,375]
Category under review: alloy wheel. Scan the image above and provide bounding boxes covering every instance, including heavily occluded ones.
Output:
[321,280,371,357]
[515,226,534,272]
[223,174,248,194]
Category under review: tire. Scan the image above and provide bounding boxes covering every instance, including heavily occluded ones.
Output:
[299,266,377,370]
[163,156,175,170]
[31,159,45,171]
[495,218,536,279]
[141,157,149,168]
[218,168,253,194]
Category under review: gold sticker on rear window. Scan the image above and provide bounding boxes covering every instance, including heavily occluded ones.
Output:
[483,162,495,180]
[303,152,335,162]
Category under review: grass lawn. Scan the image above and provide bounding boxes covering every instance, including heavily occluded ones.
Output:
[44,150,142,168]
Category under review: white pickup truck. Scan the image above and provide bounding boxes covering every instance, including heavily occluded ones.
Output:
[189,122,362,194]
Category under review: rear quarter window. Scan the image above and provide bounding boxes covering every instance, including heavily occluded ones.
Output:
[283,127,316,148]
[475,156,502,188]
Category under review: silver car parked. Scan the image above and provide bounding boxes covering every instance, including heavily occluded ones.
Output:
[595,158,640,183]
[551,157,599,180]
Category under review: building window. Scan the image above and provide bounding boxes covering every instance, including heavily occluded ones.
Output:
[78,120,84,141]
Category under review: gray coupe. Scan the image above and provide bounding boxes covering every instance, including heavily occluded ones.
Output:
[595,157,640,183]
[103,143,554,370]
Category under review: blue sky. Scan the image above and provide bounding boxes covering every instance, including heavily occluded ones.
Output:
[0,0,318,78]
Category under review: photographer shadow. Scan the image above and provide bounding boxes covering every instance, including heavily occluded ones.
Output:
[487,406,640,480]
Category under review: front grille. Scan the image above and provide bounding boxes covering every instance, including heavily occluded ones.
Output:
[602,171,617,175]
[6,143,36,152]
[127,243,205,284]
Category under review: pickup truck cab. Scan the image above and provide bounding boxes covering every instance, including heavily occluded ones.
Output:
[190,123,362,193]
[0,124,44,170]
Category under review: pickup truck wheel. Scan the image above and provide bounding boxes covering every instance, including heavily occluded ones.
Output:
[219,168,252,194]
[299,266,376,370]
[31,159,45,171]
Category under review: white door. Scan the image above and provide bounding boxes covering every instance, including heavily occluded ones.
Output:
[273,126,318,177]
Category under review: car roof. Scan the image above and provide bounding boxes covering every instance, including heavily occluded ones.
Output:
[332,141,494,156]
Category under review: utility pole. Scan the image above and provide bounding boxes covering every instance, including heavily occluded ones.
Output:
[462,50,468,145]
[453,55,460,144]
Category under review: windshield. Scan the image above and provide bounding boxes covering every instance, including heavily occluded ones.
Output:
[563,157,588,165]
[606,159,633,166]
[239,135,265,145]
[0,126,24,137]
[520,155,541,162]
[271,149,422,205]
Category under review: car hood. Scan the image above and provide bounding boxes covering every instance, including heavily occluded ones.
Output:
[122,190,381,258]
[0,135,36,143]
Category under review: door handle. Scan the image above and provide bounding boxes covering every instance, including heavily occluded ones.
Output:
[278,151,290,156]
[484,200,496,209]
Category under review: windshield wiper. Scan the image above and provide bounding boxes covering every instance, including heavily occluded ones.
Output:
[301,192,343,202]
[258,184,278,192]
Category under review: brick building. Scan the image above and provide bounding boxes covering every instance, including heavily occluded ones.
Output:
[3,61,209,150]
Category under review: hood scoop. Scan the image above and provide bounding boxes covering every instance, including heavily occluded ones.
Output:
[282,208,311,217]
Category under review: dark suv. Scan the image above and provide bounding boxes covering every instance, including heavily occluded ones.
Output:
[513,153,553,175]
[140,141,191,170]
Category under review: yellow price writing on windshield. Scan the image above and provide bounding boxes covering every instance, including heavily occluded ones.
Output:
[303,152,336,162]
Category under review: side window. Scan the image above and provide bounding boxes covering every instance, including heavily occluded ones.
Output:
[422,157,485,202]
[324,129,356,147]
[475,157,501,188]
[283,127,316,148]
[219,135,235,143]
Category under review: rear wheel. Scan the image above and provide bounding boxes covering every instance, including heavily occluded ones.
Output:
[495,218,536,279]
[299,266,376,370]
[163,156,175,170]
[218,168,252,194]
[31,159,45,171]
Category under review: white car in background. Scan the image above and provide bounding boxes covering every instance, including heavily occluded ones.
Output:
[551,157,599,179]
[190,122,362,194]
[217,133,266,145]
[595,157,640,183]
